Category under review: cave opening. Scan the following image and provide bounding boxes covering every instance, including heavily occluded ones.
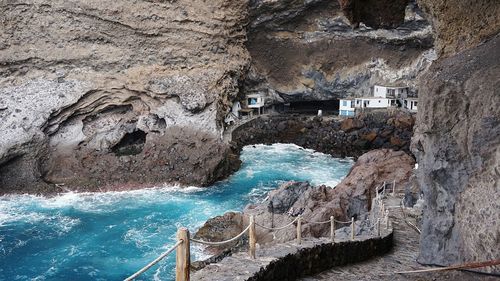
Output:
[286,99,339,115]
[111,130,147,156]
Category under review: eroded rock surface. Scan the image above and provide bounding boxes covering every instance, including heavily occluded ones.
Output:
[0,0,249,193]
[412,34,500,271]
[246,0,434,103]
[0,0,436,193]
[417,0,500,57]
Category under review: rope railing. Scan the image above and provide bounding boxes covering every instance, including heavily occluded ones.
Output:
[255,216,299,230]
[189,224,251,246]
[126,181,397,281]
[124,240,183,281]
[306,219,331,225]
[333,218,352,224]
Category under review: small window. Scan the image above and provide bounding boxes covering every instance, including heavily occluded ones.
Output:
[342,101,347,107]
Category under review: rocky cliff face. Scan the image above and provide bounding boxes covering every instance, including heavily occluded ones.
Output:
[0,0,435,193]
[0,0,249,193]
[417,0,500,57]
[245,0,435,102]
[412,0,500,272]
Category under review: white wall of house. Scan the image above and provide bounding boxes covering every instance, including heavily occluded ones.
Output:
[339,99,354,110]
[247,94,265,108]
[231,102,241,117]
[374,85,409,99]
[355,98,390,108]
[405,99,418,112]
[374,85,388,98]
[339,99,355,116]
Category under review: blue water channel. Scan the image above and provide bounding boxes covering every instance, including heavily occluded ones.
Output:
[0,144,353,281]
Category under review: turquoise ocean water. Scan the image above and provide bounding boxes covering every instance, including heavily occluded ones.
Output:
[0,144,353,281]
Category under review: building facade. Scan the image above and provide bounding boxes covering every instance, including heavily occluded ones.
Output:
[373,85,409,99]
[246,93,266,115]
[339,99,355,116]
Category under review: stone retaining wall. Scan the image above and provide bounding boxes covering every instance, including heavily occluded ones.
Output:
[248,233,393,281]
[192,230,393,281]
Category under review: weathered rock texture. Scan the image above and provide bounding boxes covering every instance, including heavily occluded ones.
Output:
[233,111,415,158]
[0,0,436,193]
[0,0,249,193]
[193,212,247,255]
[417,0,500,57]
[246,0,434,103]
[412,34,500,272]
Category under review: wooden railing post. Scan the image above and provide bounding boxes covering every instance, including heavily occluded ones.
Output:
[392,179,396,196]
[385,211,389,230]
[330,216,335,243]
[249,215,256,259]
[350,217,355,241]
[377,218,381,237]
[176,227,190,281]
[296,215,302,245]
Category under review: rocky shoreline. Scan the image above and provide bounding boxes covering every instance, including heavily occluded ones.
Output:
[0,109,414,195]
[232,110,415,159]
[192,148,416,263]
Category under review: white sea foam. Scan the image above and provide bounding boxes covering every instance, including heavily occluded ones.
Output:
[0,184,208,219]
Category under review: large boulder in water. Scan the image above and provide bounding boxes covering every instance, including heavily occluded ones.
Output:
[267,181,311,214]
[193,212,246,254]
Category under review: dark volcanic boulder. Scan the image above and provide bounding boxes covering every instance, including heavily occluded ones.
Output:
[193,212,246,254]
[267,181,311,214]
[340,117,365,133]
[232,111,416,159]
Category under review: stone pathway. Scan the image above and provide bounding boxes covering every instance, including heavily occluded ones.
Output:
[300,196,498,281]
[192,238,326,281]
[222,114,262,142]
[191,229,391,281]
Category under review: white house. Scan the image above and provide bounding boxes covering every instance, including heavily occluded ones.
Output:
[338,99,355,116]
[404,98,418,112]
[231,101,241,117]
[354,97,393,109]
[224,101,242,124]
[373,85,409,99]
[246,93,266,115]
